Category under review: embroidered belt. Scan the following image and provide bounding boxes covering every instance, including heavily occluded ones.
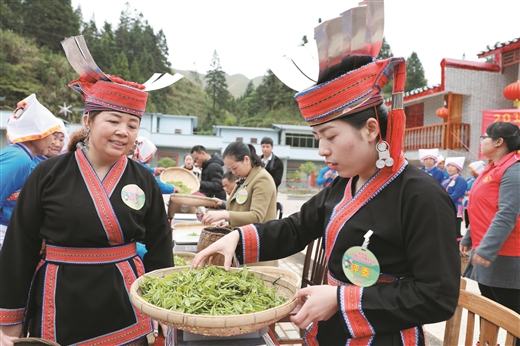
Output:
[45,243,137,264]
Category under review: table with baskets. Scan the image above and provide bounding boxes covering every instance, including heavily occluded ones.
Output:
[154,168,299,345]
[131,266,301,346]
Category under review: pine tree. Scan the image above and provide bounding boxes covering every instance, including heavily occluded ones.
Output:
[0,0,23,32]
[96,24,118,72]
[115,51,131,80]
[205,50,231,121]
[405,52,427,92]
[129,59,141,82]
[21,0,80,53]
[242,81,255,98]
[377,37,393,60]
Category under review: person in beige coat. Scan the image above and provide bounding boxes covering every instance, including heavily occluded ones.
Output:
[202,141,278,266]
[202,141,277,228]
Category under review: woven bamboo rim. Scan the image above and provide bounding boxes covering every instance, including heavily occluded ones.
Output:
[172,222,206,231]
[170,193,216,207]
[130,266,299,336]
[249,266,302,288]
[160,167,200,193]
[173,251,196,265]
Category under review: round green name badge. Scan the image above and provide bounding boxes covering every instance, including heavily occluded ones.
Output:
[342,246,380,287]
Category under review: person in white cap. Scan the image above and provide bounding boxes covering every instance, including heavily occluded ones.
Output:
[436,154,450,181]
[419,148,444,183]
[0,94,61,249]
[191,1,460,344]
[0,35,182,345]
[131,136,178,194]
[441,157,468,241]
[45,119,69,158]
[463,160,486,228]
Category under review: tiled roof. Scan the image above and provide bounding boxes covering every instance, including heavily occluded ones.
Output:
[478,38,520,58]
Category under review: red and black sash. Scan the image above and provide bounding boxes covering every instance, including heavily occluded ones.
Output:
[75,149,127,245]
[325,157,407,264]
[305,157,421,346]
[38,149,151,344]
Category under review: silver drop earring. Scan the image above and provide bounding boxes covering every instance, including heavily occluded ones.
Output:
[375,141,394,169]
[77,127,90,152]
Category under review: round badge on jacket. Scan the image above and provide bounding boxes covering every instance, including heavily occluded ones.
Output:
[235,188,248,205]
[121,184,145,210]
[342,246,380,287]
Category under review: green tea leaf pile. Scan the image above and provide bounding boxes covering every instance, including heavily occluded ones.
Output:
[167,181,191,194]
[139,266,286,315]
[173,255,188,266]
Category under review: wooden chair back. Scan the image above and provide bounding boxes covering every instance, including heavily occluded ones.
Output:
[301,236,328,287]
[443,279,520,346]
[270,237,328,344]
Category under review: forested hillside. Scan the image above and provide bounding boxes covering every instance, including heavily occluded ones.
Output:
[0,0,304,132]
[0,1,427,132]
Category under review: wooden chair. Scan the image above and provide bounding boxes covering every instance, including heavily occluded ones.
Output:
[270,237,328,345]
[443,279,520,346]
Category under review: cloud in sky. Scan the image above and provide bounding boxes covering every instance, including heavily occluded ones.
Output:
[72,0,519,86]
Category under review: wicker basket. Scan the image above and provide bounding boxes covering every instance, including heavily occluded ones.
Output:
[173,251,196,265]
[170,193,217,207]
[13,338,60,345]
[172,222,206,231]
[249,266,302,288]
[130,266,299,336]
[197,227,232,266]
[160,167,200,193]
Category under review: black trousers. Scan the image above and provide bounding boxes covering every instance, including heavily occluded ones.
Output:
[478,283,520,346]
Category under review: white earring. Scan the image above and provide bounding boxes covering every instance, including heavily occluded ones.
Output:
[376,141,394,169]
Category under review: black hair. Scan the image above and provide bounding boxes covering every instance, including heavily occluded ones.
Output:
[190,145,206,154]
[260,137,274,146]
[223,141,264,168]
[486,122,520,153]
[223,170,238,181]
[184,153,193,160]
[337,103,389,140]
[68,111,102,152]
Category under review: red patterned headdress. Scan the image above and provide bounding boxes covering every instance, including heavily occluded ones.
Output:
[270,0,406,172]
[61,36,183,119]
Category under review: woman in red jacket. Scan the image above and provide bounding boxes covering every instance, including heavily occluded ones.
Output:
[460,122,520,333]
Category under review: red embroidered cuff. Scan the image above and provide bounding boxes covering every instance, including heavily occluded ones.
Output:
[0,308,25,325]
[238,224,260,264]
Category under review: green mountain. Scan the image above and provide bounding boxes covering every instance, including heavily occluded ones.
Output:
[175,69,264,98]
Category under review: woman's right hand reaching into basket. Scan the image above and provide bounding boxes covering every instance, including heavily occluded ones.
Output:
[191,230,240,270]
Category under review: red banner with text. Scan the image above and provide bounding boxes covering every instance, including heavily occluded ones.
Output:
[480,109,520,159]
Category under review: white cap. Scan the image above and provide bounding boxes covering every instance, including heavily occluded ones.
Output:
[134,136,157,163]
[445,157,465,172]
[418,148,439,163]
[7,94,61,143]
[437,154,445,163]
[469,160,485,175]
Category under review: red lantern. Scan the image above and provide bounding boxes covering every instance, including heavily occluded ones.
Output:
[503,80,520,108]
[436,106,449,118]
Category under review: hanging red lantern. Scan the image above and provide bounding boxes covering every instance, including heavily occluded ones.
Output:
[503,80,520,108]
[436,106,449,118]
